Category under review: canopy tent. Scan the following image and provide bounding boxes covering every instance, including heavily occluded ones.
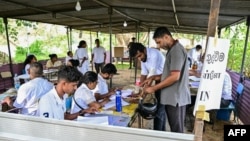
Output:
[0,0,249,34]
[1,0,250,126]
[1,0,250,81]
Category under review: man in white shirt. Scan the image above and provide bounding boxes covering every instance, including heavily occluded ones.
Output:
[92,63,117,101]
[187,44,202,67]
[91,39,106,73]
[38,66,97,120]
[129,43,166,131]
[2,62,53,116]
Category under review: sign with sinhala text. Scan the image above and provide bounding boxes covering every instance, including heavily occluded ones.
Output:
[193,37,230,115]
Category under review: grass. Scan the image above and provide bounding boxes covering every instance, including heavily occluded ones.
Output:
[114,62,130,70]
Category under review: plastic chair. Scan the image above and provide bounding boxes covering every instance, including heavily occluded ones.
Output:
[212,81,244,130]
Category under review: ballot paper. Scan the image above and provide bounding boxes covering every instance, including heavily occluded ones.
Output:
[102,99,130,110]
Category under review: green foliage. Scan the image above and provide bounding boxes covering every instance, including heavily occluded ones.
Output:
[14,40,47,63]
[0,18,4,34]
[221,22,249,76]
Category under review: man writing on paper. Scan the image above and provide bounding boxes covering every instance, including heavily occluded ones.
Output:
[129,43,166,131]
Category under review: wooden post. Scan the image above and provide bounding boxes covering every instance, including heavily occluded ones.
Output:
[193,118,204,141]
[205,0,221,52]
[194,0,221,141]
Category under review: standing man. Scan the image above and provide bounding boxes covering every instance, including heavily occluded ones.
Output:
[187,44,202,67]
[129,43,166,131]
[91,39,106,73]
[127,37,136,69]
[2,62,53,116]
[38,66,97,120]
[142,27,191,133]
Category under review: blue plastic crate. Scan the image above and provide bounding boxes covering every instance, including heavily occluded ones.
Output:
[216,109,232,121]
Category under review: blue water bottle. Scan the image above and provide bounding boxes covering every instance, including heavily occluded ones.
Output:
[115,90,122,112]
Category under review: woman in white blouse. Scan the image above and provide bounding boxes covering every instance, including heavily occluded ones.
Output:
[23,54,37,74]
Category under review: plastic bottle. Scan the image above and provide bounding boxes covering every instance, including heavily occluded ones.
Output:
[115,90,122,112]
[135,79,140,94]
[14,73,20,90]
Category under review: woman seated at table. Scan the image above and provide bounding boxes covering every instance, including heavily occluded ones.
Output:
[23,54,37,74]
[46,54,62,69]
[70,71,109,115]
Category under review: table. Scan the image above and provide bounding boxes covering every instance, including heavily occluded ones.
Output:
[17,74,30,82]
[43,69,58,81]
[76,104,138,127]
[17,69,58,83]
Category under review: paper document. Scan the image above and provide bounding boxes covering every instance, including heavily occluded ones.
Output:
[102,99,130,110]
[189,81,200,88]
[109,89,133,100]
[189,76,201,82]
[77,116,109,125]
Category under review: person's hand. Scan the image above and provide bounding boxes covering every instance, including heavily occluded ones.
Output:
[140,77,153,87]
[143,86,156,94]
[90,102,102,109]
[81,107,98,115]
[107,91,115,97]
[1,96,13,107]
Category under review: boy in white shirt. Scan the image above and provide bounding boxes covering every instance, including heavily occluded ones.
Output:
[38,66,97,120]
[92,63,117,101]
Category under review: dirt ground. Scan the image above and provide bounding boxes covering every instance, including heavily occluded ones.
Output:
[109,65,238,141]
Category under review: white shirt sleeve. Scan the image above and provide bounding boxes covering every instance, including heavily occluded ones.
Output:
[13,85,30,108]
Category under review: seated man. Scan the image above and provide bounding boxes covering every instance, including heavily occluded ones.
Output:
[91,63,117,101]
[189,54,233,107]
[1,62,53,116]
[70,71,109,115]
[38,66,97,120]
[220,72,233,108]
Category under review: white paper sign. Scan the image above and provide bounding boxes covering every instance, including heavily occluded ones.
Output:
[193,37,230,115]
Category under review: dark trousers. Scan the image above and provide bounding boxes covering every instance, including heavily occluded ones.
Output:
[165,104,186,133]
[154,90,166,131]
[129,57,134,68]
[94,62,104,74]
[220,98,231,108]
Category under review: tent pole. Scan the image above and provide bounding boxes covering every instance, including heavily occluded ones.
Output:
[240,16,250,74]
[66,27,70,51]
[90,31,93,71]
[3,18,14,77]
[108,7,113,88]
[69,27,72,51]
[134,22,139,84]
[147,28,150,47]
